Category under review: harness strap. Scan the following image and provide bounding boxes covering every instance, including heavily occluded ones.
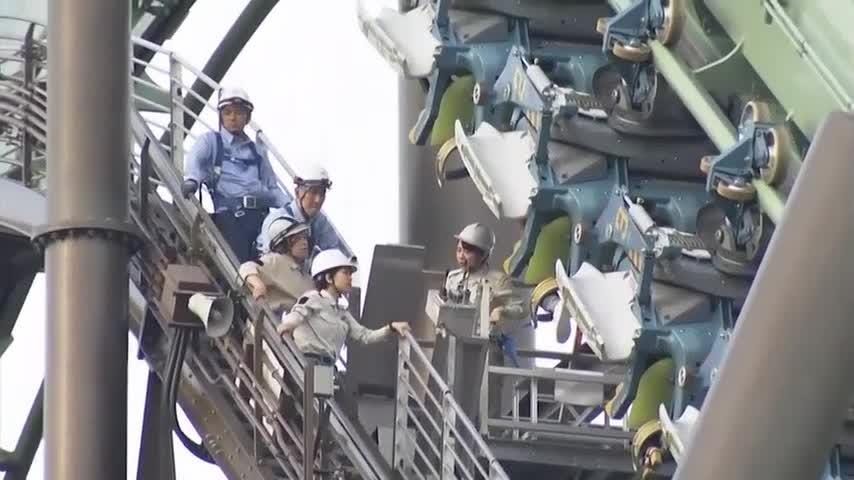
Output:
[208,131,264,192]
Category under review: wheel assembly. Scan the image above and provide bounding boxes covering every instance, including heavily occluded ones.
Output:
[530,277,559,324]
[739,100,797,186]
[632,419,666,478]
[613,42,652,62]
[716,180,756,202]
[655,0,685,46]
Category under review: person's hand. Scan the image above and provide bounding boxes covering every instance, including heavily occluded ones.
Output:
[489,307,503,324]
[277,322,290,336]
[181,179,198,199]
[245,275,267,300]
[389,322,410,336]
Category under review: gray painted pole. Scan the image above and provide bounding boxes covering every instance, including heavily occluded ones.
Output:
[673,112,854,480]
[45,0,131,479]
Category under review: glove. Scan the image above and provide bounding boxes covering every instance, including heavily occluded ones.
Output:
[180,179,198,199]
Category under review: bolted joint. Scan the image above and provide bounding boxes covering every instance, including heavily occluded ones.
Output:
[32,219,145,254]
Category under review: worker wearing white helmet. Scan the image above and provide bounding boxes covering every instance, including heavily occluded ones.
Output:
[258,163,348,259]
[181,86,290,262]
[443,222,528,324]
[278,249,409,359]
[238,216,313,314]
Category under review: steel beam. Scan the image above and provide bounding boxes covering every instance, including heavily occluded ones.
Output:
[44,0,131,479]
[674,112,854,480]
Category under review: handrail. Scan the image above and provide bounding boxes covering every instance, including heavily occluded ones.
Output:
[396,330,510,479]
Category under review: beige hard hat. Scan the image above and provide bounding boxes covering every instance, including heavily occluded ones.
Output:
[267,216,309,251]
[455,222,495,255]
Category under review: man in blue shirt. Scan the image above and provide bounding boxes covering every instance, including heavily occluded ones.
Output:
[258,164,349,261]
[180,87,290,262]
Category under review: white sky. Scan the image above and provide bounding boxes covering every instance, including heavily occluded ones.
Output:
[1,1,567,478]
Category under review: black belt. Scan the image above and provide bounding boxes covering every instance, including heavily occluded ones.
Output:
[217,195,276,211]
[303,352,336,365]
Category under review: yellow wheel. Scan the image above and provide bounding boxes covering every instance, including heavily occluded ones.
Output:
[631,419,664,472]
[530,277,558,317]
[739,100,795,186]
[656,0,685,45]
[740,99,774,125]
[759,126,785,185]
[434,137,458,188]
[596,17,610,35]
[613,42,651,62]
[699,155,715,174]
[716,180,756,202]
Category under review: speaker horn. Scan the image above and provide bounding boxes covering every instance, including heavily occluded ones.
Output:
[188,293,234,338]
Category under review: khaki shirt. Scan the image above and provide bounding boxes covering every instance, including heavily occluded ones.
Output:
[444,265,529,327]
[239,253,313,315]
[281,290,391,357]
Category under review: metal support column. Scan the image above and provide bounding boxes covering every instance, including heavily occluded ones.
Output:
[44,1,133,479]
[136,371,175,480]
[673,112,854,480]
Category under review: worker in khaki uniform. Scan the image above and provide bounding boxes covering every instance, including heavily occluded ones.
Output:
[238,216,313,423]
[279,249,409,358]
[239,215,313,315]
[443,223,535,417]
[443,223,528,325]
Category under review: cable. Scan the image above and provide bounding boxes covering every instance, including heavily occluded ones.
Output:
[163,328,217,465]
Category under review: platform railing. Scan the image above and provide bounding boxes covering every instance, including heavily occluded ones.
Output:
[395,330,510,480]
[0,16,46,189]
[482,349,632,447]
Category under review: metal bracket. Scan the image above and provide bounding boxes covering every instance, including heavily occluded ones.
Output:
[32,218,145,253]
[704,122,773,201]
[600,0,669,62]
[408,10,529,145]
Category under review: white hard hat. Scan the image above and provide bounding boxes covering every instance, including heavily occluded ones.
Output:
[218,86,254,112]
[311,249,357,278]
[295,164,332,189]
[455,222,495,255]
[267,216,309,251]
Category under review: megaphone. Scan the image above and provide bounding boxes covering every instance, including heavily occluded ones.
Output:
[188,293,234,338]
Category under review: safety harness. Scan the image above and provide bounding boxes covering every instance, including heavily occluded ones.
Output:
[203,131,276,211]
